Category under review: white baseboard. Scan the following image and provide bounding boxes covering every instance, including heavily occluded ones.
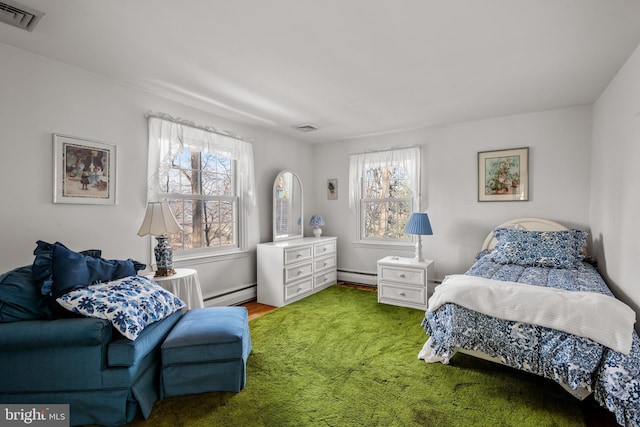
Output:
[337,271,378,286]
[204,286,257,307]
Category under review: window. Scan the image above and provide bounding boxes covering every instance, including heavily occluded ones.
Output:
[147,114,255,258]
[163,149,237,254]
[349,147,420,244]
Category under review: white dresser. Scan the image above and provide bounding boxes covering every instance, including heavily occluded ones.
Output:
[377,256,434,310]
[257,236,337,307]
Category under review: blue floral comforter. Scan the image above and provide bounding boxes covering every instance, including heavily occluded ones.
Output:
[421,252,640,427]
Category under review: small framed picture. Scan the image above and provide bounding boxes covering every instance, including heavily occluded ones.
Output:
[327,179,337,200]
[53,134,117,205]
[478,147,529,202]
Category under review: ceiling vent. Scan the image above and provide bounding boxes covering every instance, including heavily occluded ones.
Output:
[293,124,319,132]
[0,0,44,32]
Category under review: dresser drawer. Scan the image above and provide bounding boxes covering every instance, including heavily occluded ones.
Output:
[284,245,313,265]
[314,254,336,272]
[314,240,336,257]
[285,277,314,301]
[378,282,426,307]
[284,261,313,283]
[379,266,424,286]
[314,270,337,289]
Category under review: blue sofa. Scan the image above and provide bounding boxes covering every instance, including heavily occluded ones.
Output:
[0,262,183,426]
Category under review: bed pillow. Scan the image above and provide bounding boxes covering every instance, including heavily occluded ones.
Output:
[491,228,588,269]
[0,265,46,323]
[56,275,185,340]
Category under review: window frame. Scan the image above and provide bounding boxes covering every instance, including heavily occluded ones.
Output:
[161,149,241,257]
[146,115,255,263]
[350,147,421,246]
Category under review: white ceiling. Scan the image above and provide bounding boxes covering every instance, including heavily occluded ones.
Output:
[2,0,640,143]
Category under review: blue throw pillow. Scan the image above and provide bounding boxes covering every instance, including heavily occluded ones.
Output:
[56,275,185,340]
[491,228,588,269]
[0,265,45,323]
[32,241,146,318]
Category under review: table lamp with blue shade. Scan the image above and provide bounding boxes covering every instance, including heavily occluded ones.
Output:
[309,214,325,237]
[137,201,183,277]
[404,212,433,262]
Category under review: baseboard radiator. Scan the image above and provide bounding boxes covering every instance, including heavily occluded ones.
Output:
[204,285,257,307]
[337,269,378,286]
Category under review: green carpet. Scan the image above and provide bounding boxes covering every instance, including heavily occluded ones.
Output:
[126,285,586,426]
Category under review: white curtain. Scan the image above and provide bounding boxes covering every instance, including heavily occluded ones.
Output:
[146,113,256,213]
[348,147,420,211]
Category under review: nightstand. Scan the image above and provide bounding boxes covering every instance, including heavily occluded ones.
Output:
[147,268,205,310]
[377,256,434,310]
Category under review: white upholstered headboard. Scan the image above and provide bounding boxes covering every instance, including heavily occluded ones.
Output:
[481,217,568,250]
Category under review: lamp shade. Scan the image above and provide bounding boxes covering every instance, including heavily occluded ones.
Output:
[137,201,182,237]
[404,213,433,235]
[309,215,325,227]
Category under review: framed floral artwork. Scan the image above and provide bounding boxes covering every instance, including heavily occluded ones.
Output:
[53,134,117,204]
[327,179,337,200]
[478,147,528,202]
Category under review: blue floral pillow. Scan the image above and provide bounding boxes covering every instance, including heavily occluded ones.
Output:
[56,276,185,340]
[491,228,588,269]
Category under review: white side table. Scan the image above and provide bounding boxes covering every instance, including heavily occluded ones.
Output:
[148,268,204,310]
[377,256,434,310]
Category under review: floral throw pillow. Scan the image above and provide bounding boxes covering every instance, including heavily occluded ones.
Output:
[491,228,588,269]
[57,275,185,340]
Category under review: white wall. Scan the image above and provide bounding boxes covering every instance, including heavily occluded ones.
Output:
[0,43,313,304]
[591,42,640,315]
[313,106,593,281]
[1,38,630,312]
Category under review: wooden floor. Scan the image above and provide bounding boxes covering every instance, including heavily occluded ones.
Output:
[242,300,276,321]
[240,283,618,426]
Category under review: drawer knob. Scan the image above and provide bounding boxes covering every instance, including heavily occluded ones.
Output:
[297,254,302,258]
[297,270,303,275]
[399,292,406,297]
[323,262,328,266]
[399,273,406,278]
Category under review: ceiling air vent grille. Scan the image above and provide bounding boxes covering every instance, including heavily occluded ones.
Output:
[0,0,45,32]
[293,124,319,132]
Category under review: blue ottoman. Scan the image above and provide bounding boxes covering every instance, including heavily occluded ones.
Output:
[161,306,252,397]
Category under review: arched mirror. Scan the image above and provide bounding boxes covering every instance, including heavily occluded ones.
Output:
[273,170,303,241]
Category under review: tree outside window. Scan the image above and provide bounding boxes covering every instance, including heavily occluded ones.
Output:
[161,148,237,254]
[361,164,413,240]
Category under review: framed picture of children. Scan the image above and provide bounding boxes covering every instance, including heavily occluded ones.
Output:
[53,134,117,205]
[478,147,529,202]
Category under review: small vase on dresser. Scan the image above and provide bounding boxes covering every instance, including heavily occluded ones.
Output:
[257,236,337,307]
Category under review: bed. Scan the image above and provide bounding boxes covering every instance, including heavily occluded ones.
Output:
[418,218,640,427]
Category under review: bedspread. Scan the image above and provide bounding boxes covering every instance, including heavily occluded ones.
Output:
[420,252,640,427]
[429,274,634,353]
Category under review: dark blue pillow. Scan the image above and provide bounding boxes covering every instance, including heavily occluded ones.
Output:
[0,265,45,323]
[32,241,146,317]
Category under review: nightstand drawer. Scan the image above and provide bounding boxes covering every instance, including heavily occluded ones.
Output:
[285,277,314,300]
[284,245,313,265]
[379,266,424,286]
[378,282,426,307]
[284,261,313,283]
[314,254,336,272]
[314,240,336,257]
